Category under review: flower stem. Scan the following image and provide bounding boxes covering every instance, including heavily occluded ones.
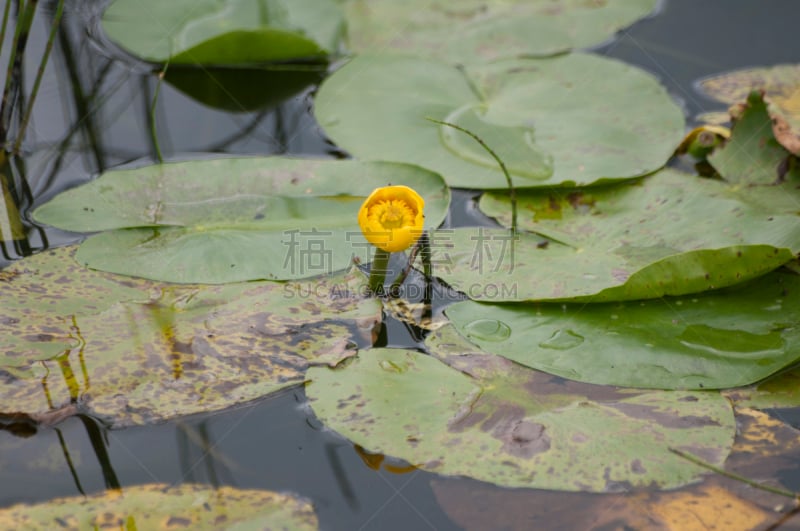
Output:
[426,117,517,233]
[369,248,391,294]
[390,231,431,294]
[669,447,798,499]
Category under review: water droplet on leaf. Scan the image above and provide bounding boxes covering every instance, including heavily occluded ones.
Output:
[539,329,584,350]
[463,319,511,342]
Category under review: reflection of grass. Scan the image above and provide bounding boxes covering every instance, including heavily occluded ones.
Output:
[0,0,65,149]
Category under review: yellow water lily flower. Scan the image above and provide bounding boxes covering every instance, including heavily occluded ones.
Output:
[358,185,425,253]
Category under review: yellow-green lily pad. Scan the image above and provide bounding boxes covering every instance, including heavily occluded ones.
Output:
[0,483,317,530]
[0,247,380,427]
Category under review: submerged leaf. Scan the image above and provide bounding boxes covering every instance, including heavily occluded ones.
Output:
[33,158,450,283]
[337,0,659,62]
[444,269,800,390]
[699,64,800,154]
[0,483,318,530]
[0,247,381,427]
[463,168,800,302]
[164,67,324,112]
[432,480,776,531]
[307,335,734,492]
[725,369,800,410]
[314,53,685,189]
[102,0,345,64]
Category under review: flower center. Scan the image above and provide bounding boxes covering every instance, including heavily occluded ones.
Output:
[369,200,415,230]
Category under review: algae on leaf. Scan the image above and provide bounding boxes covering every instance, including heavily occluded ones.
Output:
[307,331,735,492]
[314,53,685,189]
[444,269,800,390]
[0,247,381,427]
[102,0,345,65]
[337,0,659,63]
[33,158,450,283]
[0,483,318,530]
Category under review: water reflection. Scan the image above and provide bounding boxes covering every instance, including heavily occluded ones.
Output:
[0,151,47,261]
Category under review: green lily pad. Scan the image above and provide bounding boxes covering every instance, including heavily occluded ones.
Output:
[33,158,450,283]
[307,333,735,491]
[699,64,800,155]
[102,0,345,65]
[337,0,659,62]
[709,91,800,183]
[0,483,317,530]
[314,53,685,189]
[444,269,800,390]
[0,247,380,427]
[460,168,800,302]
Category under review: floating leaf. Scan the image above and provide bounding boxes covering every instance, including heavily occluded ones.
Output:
[102,0,345,65]
[455,168,800,302]
[337,0,659,62]
[0,483,318,530]
[699,64,800,154]
[708,92,800,184]
[314,53,685,189]
[444,269,800,390]
[33,158,450,283]
[0,247,380,427]
[307,332,735,492]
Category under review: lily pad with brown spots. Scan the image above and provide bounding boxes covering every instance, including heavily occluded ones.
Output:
[699,64,800,155]
[0,483,318,530]
[0,246,381,427]
[306,326,735,492]
[465,168,800,302]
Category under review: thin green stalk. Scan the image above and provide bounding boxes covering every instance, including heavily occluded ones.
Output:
[426,117,518,233]
[13,0,64,153]
[369,248,390,294]
[149,61,168,163]
[0,0,12,59]
[57,19,104,171]
[669,447,798,499]
[1,0,39,143]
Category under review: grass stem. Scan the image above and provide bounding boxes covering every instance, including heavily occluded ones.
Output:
[14,0,64,153]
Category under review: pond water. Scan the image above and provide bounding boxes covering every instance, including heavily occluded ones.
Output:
[2,0,800,529]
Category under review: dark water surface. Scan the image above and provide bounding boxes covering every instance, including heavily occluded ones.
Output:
[2,1,800,529]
